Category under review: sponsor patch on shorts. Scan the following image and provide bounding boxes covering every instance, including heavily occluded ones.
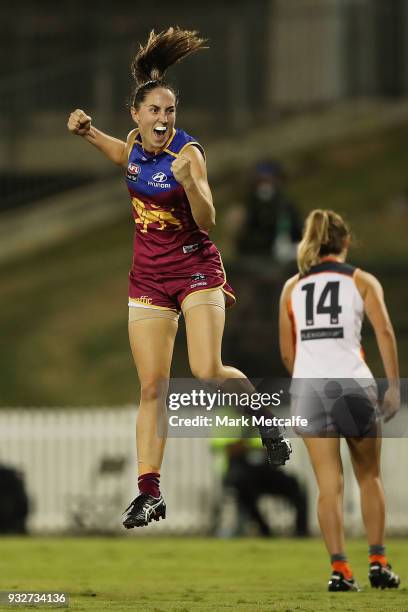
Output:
[183,243,200,254]
[191,272,206,281]
[190,272,207,289]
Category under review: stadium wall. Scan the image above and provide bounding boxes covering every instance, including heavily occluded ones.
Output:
[0,408,407,536]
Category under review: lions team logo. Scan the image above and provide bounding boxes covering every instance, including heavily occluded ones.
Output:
[127,163,141,182]
[190,272,207,289]
[191,272,206,281]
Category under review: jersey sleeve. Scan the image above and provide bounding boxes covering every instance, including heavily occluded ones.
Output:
[168,130,205,161]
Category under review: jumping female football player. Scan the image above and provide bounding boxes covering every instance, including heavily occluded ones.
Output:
[68,27,290,529]
[279,209,400,591]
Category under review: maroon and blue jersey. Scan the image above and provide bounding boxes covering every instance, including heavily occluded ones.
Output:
[125,128,235,309]
[126,128,215,273]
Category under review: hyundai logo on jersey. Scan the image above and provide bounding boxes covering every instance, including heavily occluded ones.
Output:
[148,171,171,189]
[152,172,168,183]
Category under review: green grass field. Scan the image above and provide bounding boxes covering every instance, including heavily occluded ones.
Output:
[0,537,406,611]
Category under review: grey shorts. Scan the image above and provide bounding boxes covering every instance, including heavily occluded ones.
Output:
[291,379,379,437]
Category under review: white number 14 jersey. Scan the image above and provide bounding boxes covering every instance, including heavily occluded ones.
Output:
[290,260,374,380]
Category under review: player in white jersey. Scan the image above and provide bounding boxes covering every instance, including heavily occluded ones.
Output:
[279,209,400,592]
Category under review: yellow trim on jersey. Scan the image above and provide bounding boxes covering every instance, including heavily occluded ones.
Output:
[128,128,176,158]
[163,148,178,158]
[218,253,236,303]
[178,141,206,160]
[163,141,206,160]
[127,129,139,160]
[128,129,204,161]
[129,297,178,313]
[161,128,177,157]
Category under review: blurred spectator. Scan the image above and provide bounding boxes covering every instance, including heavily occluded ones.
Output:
[0,464,29,534]
[236,160,302,263]
[212,438,308,537]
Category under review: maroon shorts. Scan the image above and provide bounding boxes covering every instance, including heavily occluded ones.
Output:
[128,252,236,312]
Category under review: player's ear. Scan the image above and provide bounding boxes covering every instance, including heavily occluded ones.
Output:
[130,106,139,124]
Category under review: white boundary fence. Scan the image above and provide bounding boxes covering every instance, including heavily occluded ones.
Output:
[0,407,407,535]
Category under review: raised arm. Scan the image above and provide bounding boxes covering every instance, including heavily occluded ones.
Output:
[355,269,400,421]
[171,145,216,232]
[67,109,129,168]
[279,275,298,375]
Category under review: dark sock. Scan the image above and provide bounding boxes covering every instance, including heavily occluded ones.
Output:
[369,544,386,556]
[331,553,347,562]
[369,544,387,565]
[138,472,160,497]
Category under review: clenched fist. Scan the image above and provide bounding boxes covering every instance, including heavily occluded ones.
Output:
[67,109,92,136]
[171,154,193,186]
[381,387,400,422]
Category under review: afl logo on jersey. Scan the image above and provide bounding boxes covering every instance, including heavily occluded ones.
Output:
[127,163,141,182]
[152,172,167,183]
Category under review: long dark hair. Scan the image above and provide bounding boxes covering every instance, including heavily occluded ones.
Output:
[130,27,208,108]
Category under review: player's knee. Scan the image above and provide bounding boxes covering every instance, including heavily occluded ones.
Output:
[318,477,343,499]
[140,379,168,402]
[190,361,223,382]
[356,470,381,486]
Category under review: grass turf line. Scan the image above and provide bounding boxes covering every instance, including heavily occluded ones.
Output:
[0,537,406,611]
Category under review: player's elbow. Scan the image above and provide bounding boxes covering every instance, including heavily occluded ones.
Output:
[375,321,395,340]
[200,219,216,232]
[110,143,127,166]
[198,210,216,232]
[113,155,124,166]
[280,344,294,374]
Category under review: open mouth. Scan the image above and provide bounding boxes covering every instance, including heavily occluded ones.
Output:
[153,126,167,139]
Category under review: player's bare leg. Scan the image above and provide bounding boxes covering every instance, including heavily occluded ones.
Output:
[303,437,345,553]
[347,435,384,544]
[129,316,177,472]
[183,290,291,466]
[347,435,400,588]
[303,436,359,590]
[183,295,240,383]
[123,314,178,528]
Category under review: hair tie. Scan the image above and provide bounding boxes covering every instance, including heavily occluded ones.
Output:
[137,79,159,90]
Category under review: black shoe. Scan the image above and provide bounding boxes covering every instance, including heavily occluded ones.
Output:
[369,562,400,589]
[328,571,361,592]
[259,425,292,466]
[122,493,166,529]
